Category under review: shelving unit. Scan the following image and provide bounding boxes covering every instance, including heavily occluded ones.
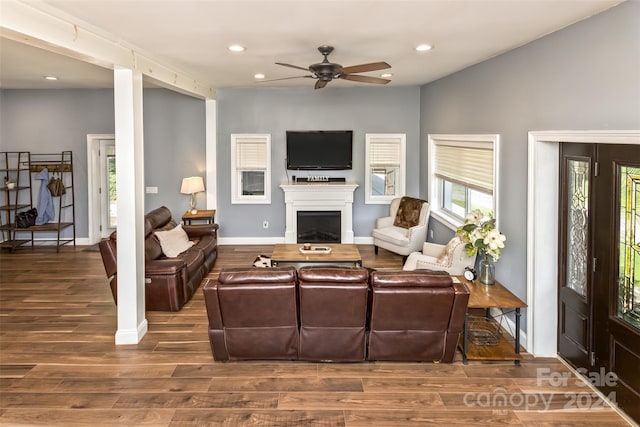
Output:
[0,152,33,251]
[0,151,76,252]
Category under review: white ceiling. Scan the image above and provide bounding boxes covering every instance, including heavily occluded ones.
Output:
[0,0,623,91]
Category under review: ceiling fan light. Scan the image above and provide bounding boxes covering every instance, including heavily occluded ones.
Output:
[254,73,265,79]
[415,44,433,52]
[43,75,58,81]
[227,44,246,52]
[381,73,393,78]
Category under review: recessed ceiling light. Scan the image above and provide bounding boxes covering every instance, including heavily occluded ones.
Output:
[227,44,246,52]
[43,76,58,81]
[415,44,433,52]
[381,73,393,78]
[254,73,265,79]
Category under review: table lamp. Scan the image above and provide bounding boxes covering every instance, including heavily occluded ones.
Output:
[181,176,205,214]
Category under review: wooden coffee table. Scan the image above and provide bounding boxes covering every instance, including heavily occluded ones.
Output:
[271,244,362,267]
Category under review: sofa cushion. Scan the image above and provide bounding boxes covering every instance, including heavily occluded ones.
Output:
[371,226,410,246]
[191,234,217,258]
[155,224,195,257]
[146,206,173,230]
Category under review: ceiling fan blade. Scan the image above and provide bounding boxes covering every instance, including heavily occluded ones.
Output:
[340,61,391,74]
[315,80,329,90]
[257,75,313,83]
[340,74,391,85]
[275,62,310,72]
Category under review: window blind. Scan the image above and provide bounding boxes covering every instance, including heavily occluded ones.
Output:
[236,137,267,170]
[369,137,401,167]
[433,140,494,193]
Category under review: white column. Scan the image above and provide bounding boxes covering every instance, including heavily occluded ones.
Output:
[114,68,147,344]
[205,99,217,210]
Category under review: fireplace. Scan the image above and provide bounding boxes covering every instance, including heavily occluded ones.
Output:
[280,182,358,244]
[297,211,341,243]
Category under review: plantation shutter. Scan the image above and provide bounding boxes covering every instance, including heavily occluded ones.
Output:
[369,136,402,167]
[433,139,494,194]
[236,136,267,170]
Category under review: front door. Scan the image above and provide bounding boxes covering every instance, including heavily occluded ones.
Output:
[558,143,595,370]
[594,144,640,421]
[559,143,640,422]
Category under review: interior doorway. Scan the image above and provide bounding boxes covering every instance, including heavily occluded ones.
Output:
[87,134,116,244]
[100,140,117,237]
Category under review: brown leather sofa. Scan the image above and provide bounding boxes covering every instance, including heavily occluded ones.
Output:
[203,266,469,362]
[368,270,470,362]
[99,206,218,311]
[298,266,369,361]
[203,267,300,361]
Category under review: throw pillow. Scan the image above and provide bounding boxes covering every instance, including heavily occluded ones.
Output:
[436,236,461,266]
[393,196,426,229]
[154,224,194,258]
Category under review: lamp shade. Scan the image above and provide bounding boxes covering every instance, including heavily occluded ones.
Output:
[180,176,205,194]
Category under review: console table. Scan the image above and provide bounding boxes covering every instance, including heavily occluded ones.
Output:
[456,276,527,365]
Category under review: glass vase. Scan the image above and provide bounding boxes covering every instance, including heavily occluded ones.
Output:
[478,252,495,285]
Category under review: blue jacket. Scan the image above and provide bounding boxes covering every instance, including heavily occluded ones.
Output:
[35,167,54,225]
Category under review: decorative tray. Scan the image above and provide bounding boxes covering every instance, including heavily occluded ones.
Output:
[299,246,332,254]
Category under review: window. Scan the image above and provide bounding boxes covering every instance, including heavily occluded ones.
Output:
[365,133,406,204]
[231,134,271,204]
[428,134,499,229]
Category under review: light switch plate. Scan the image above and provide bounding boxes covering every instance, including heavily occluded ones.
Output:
[145,186,158,194]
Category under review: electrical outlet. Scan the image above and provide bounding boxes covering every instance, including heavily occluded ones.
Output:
[263,220,269,229]
[429,229,434,239]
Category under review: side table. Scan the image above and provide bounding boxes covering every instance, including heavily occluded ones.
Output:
[455,276,527,365]
[182,209,216,225]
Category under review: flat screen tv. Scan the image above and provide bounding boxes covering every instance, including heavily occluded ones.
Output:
[286,130,353,170]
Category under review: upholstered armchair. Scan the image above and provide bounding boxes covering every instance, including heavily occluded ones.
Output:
[372,197,430,260]
[403,236,476,275]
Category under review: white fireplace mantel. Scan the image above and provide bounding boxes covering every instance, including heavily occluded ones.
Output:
[280,182,359,243]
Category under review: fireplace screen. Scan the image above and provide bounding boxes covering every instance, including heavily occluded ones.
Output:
[297,211,341,243]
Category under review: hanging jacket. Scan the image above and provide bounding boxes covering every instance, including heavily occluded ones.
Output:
[34,167,54,225]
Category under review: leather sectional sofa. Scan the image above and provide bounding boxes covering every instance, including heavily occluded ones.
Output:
[203,266,469,362]
[99,206,218,311]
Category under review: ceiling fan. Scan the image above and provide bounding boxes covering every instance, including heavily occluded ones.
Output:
[263,46,391,89]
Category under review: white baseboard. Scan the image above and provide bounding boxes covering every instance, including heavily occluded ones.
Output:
[115,319,148,345]
[354,236,374,244]
[218,236,286,245]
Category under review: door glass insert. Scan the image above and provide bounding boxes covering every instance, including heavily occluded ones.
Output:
[566,159,589,298]
[617,165,640,329]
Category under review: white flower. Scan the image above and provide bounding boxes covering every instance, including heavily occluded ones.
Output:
[465,209,484,226]
[484,229,506,251]
[457,211,506,262]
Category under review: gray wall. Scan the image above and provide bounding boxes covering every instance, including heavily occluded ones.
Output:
[143,89,206,216]
[0,88,206,239]
[420,0,640,312]
[0,89,115,238]
[216,86,421,239]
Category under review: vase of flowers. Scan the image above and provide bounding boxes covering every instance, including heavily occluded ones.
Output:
[456,210,506,285]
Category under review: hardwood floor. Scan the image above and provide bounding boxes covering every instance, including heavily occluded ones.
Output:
[0,244,632,426]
